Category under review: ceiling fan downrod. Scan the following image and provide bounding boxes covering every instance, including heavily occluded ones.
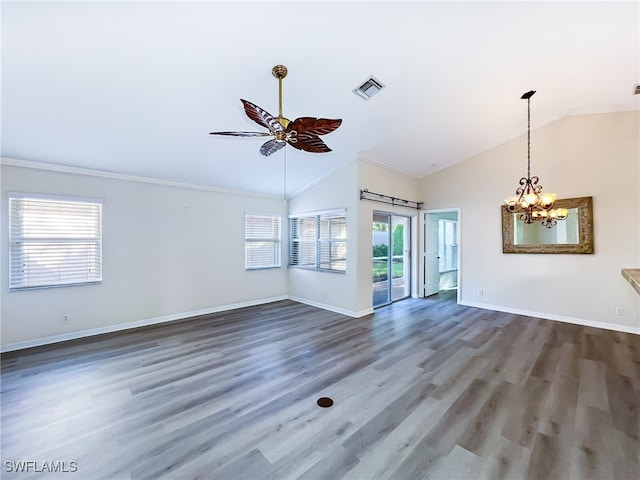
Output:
[272,65,289,128]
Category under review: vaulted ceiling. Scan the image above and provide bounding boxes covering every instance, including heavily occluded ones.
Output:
[2,1,638,197]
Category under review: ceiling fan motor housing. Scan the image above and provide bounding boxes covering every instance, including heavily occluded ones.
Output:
[272,65,288,79]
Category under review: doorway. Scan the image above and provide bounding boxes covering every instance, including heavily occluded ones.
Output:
[423,210,460,300]
[372,212,411,307]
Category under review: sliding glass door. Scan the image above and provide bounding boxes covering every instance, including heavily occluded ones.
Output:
[372,213,410,307]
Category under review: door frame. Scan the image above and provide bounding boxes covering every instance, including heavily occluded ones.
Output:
[420,207,461,304]
[372,210,412,308]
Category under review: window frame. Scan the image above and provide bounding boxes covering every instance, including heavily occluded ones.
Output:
[289,208,347,273]
[438,218,458,273]
[244,212,282,270]
[8,192,103,291]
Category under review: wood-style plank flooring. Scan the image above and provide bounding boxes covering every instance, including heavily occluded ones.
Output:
[1,292,639,479]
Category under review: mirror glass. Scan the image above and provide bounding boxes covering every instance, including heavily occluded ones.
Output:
[513,208,579,245]
[502,196,594,254]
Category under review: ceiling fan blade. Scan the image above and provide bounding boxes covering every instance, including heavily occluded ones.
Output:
[209,131,271,137]
[260,139,286,156]
[241,99,283,133]
[286,117,342,137]
[285,117,341,153]
[287,135,332,153]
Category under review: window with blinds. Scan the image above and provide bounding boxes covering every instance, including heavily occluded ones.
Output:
[245,213,281,270]
[289,209,346,273]
[438,219,458,273]
[9,194,103,290]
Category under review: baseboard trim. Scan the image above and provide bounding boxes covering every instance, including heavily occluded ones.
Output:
[8,297,631,353]
[0,296,288,353]
[459,300,640,335]
[287,296,373,318]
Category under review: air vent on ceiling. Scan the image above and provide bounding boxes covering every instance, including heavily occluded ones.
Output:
[634,84,640,95]
[353,75,385,100]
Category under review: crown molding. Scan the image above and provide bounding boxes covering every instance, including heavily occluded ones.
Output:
[357,152,422,178]
[0,157,282,200]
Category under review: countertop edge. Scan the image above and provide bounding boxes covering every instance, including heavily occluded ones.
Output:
[621,268,640,296]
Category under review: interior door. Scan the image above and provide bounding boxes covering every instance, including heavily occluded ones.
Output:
[424,213,440,297]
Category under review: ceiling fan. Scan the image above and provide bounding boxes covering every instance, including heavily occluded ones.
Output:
[209,65,342,156]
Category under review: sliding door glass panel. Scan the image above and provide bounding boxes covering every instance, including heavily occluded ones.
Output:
[373,213,411,307]
[372,213,391,307]
[391,216,410,301]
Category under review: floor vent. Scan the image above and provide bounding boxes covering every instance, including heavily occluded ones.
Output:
[353,76,385,100]
[634,84,640,95]
[317,397,334,408]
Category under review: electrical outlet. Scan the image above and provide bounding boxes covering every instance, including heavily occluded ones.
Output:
[615,307,624,315]
[477,289,484,297]
[61,314,70,324]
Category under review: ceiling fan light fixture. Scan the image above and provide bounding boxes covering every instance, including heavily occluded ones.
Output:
[353,75,385,100]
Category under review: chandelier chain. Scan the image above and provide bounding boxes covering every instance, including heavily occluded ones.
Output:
[527,97,531,180]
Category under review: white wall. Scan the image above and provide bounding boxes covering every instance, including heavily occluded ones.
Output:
[287,158,422,316]
[1,156,422,348]
[1,161,289,349]
[419,111,640,332]
[3,111,637,349]
[286,161,362,316]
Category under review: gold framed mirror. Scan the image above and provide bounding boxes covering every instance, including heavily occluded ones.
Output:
[502,196,594,254]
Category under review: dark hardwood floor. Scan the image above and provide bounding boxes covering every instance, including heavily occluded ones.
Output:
[1,293,639,479]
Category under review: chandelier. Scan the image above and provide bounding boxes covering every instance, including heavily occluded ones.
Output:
[505,90,568,228]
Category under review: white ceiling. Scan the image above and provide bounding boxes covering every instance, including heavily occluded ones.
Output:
[2,1,638,197]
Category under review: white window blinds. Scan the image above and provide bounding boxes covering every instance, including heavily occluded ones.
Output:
[289,209,346,272]
[438,219,458,273]
[289,216,318,269]
[9,194,103,290]
[245,213,281,269]
[319,214,347,271]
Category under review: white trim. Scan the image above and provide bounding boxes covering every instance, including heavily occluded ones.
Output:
[244,211,284,218]
[421,208,462,305]
[460,300,640,335]
[0,157,281,200]
[1,295,374,353]
[288,207,346,219]
[8,191,103,204]
[288,296,372,318]
[4,296,634,352]
[0,296,287,353]
[421,207,462,215]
